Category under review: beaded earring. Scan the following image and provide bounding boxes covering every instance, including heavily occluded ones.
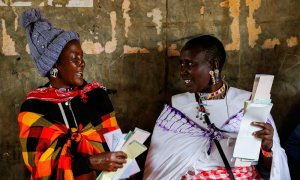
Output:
[214,68,219,83]
[209,70,216,85]
[49,67,58,78]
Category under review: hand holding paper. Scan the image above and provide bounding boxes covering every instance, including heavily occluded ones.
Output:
[251,121,274,151]
[233,103,273,161]
[89,151,127,172]
[98,127,150,180]
[233,74,274,166]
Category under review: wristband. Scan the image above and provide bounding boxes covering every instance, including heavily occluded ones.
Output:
[261,147,273,158]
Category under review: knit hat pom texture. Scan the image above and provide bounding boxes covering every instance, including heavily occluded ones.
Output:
[20,8,80,76]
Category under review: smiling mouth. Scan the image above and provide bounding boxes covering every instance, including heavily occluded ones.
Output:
[76,72,83,77]
[184,80,191,84]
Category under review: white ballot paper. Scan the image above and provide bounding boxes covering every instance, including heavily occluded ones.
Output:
[233,74,274,166]
[98,141,147,180]
[233,103,273,160]
[251,74,274,101]
[103,129,123,151]
[122,127,151,148]
[98,128,150,180]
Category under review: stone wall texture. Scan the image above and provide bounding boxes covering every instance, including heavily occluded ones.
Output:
[0,0,299,178]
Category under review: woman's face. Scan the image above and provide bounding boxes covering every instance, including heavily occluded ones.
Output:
[180,48,211,93]
[56,40,85,88]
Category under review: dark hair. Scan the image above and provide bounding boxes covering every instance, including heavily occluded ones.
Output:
[181,35,226,71]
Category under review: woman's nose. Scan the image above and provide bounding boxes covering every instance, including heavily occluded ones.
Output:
[180,65,188,76]
[79,58,85,67]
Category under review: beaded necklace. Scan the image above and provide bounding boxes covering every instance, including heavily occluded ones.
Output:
[198,82,227,100]
[49,84,74,92]
[194,84,235,180]
[196,82,230,120]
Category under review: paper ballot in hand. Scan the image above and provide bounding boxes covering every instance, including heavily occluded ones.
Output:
[98,141,147,180]
[99,128,150,180]
[233,103,273,161]
[103,129,123,151]
[122,128,151,148]
[233,74,274,166]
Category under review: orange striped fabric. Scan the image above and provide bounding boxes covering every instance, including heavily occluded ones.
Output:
[18,111,118,180]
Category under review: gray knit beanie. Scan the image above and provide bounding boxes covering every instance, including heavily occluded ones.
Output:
[20,9,80,76]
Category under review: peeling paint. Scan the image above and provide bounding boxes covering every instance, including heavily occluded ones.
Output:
[12,7,18,31]
[200,6,205,16]
[10,2,32,6]
[82,40,104,54]
[122,0,131,38]
[1,19,18,55]
[220,0,240,51]
[0,0,93,7]
[66,0,93,7]
[123,45,150,54]
[0,1,7,6]
[47,0,53,6]
[286,36,298,47]
[26,44,30,54]
[104,11,117,53]
[261,38,280,49]
[246,0,261,48]
[157,41,164,52]
[147,8,162,35]
[167,44,180,56]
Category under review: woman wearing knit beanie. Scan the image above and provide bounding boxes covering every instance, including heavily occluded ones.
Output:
[18,9,127,179]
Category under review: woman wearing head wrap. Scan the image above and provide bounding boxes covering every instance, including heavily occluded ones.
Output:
[18,9,127,179]
[144,35,290,180]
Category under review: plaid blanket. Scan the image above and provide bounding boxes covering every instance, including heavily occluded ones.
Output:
[18,111,118,180]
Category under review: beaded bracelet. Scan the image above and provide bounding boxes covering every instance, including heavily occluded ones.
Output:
[261,147,273,158]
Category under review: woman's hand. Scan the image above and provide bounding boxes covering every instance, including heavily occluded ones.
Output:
[89,151,127,172]
[252,122,274,151]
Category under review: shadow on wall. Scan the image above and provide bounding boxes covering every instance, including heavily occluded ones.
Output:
[281,100,300,179]
[271,50,300,180]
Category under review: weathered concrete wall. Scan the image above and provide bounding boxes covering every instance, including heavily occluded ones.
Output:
[0,0,299,178]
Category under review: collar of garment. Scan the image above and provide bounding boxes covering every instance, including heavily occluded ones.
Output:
[25,81,104,103]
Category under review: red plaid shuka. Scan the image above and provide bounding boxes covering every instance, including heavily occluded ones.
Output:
[18,82,118,180]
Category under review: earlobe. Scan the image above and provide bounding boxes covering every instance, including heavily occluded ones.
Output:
[49,67,58,78]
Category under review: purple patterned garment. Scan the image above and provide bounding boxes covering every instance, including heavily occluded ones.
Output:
[156,105,233,154]
[221,108,273,133]
[156,104,273,154]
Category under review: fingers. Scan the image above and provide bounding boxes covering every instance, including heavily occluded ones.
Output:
[89,151,127,171]
[251,122,274,151]
[108,151,127,163]
[253,129,273,139]
[105,152,127,171]
[251,122,272,130]
[251,122,273,137]
[114,151,128,159]
[107,162,124,172]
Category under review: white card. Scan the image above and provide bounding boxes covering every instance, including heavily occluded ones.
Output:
[103,129,122,151]
[233,103,272,160]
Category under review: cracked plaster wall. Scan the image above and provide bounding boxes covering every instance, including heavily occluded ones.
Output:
[0,0,299,178]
